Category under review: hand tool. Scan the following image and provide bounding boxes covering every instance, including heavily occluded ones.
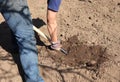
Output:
[33,25,68,55]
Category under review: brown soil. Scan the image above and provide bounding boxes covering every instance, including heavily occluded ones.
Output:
[44,35,108,71]
[0,0,120,82]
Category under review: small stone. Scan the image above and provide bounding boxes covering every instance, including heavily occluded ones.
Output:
[86,60,97,66]
[90,60,97,65]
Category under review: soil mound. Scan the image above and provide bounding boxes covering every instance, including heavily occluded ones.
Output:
[41,35,108,71]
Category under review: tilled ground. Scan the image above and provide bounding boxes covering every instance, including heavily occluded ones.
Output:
[0,0,120,82]
[43,35,108,71]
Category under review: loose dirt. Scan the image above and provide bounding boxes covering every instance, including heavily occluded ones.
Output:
[0,0,120,82]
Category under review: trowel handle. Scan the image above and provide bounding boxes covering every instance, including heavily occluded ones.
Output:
[33,25,50,41]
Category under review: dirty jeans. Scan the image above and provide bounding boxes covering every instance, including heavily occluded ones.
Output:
[0,0,44,82]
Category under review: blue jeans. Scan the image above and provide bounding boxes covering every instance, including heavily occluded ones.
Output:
[0,0,44,82]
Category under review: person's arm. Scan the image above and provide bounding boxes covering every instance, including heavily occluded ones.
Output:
[47,10,58,43]
[47,0,62,50]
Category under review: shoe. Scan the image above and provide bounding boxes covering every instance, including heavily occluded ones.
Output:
[50,40,62,50]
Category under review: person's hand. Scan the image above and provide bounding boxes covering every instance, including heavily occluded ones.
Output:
[50,40,62,50]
